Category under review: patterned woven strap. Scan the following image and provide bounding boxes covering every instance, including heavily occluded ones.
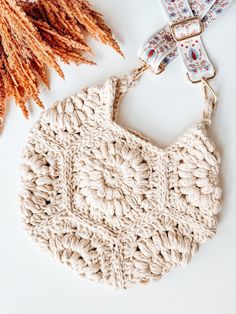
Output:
[138,0,233,80]
[162,0,215,82]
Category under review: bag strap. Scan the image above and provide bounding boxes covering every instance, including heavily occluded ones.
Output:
[202,97,216,128]
[201,77,218,128]
[135,0,235,125]
[161,0,215,83]
[112,64,217,128]
[138,0,233,77]
[117,65,147,94]
[113,0,234,124]
[112,65,147,122]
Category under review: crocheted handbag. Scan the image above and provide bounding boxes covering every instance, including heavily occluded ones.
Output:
[19,0,233,289]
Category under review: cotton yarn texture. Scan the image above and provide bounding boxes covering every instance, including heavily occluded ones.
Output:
[20,67,222,289]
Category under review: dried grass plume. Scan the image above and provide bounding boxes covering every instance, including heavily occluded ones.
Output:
[0,0,123,131]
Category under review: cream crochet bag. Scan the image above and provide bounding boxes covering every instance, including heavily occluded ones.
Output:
[20,66,222,289]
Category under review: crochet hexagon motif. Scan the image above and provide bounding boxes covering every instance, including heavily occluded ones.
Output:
[20,74,222,288]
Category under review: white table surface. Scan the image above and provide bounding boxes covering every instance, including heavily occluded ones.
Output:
[1,1,236,313]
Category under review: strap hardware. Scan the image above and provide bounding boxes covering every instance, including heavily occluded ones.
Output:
[139,59,166,75]
[187,69,216,84]
[147,62,166,75]
[170,17,203,42]
[201,77,218,104]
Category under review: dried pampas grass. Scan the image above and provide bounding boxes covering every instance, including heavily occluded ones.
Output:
[0,0,123,130]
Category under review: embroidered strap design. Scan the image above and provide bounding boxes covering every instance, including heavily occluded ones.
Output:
[138,0,233,80]
[162,0,215,22]
[162,0,215,82]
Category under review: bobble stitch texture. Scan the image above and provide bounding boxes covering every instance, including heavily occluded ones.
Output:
[20,67,222,289]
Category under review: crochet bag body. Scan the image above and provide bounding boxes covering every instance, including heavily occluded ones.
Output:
[20,67,222,289]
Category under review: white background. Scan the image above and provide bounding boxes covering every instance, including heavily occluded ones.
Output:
[1,1,236,313]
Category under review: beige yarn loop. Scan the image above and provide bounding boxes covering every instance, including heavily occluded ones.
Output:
[20,68,222,289]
